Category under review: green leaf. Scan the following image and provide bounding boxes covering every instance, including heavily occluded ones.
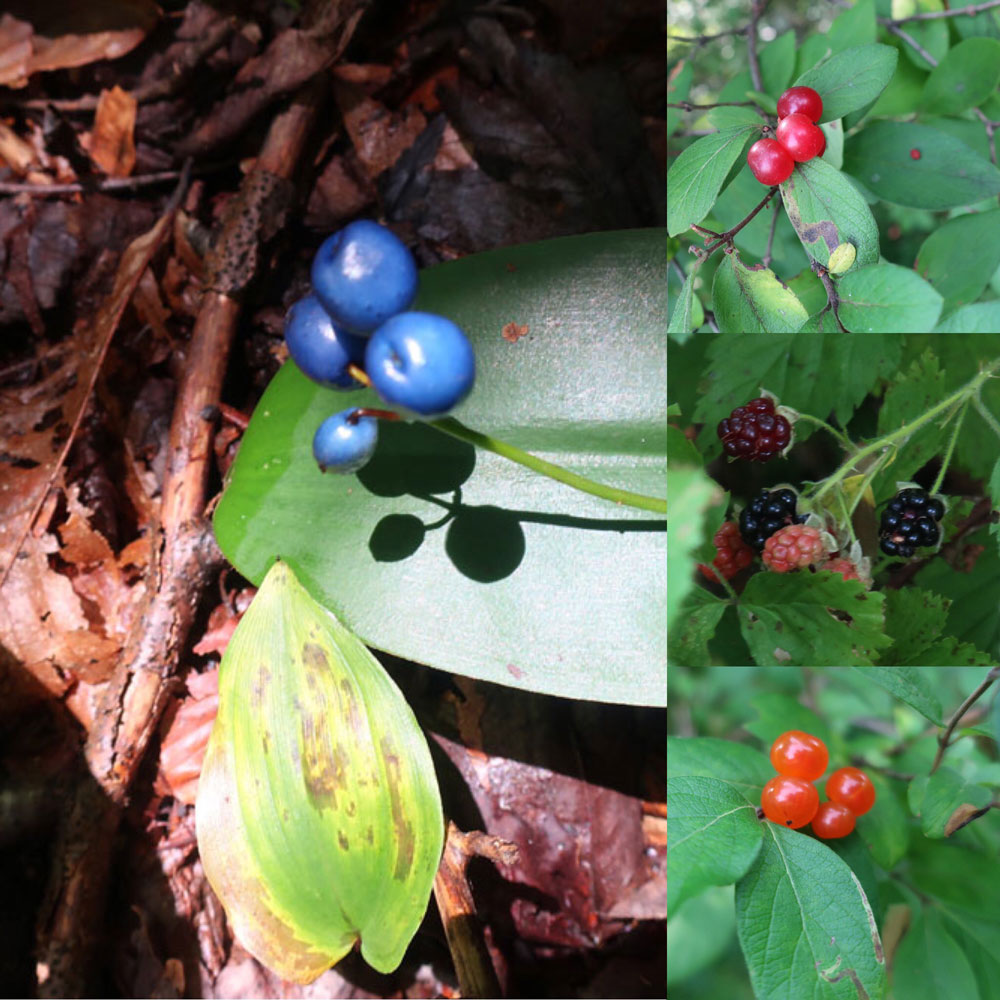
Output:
[935,302,1000,332]
[915,209,1000,315]
[842,122,1000,209]
[893,910,980,999]
[710,252,809,333]
[666,736,775,798]
[917,767,992,838]
[666,776,764,912]
[873,349,949,499]
[797,43,899,121]
[852,666,944,724]
[213,230,666,707]
[878,587,953,665]
[837,262,943,333]
[738,572,890,666]
[692,332,901,452]
[667,465,723,647]
[196,560,444,982]
[667,255,705,337]
[736,825,886,1000]
[781,157,879,271]
[667,886,737,988]
[922,37,1000,113]
[667,127,759,236]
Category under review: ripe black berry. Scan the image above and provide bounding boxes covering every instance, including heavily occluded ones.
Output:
[878,488,945,558]
[739,488,807,551]
[718,397,792,462]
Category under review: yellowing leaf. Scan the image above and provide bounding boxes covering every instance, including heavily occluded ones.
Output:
[196,560,444,982]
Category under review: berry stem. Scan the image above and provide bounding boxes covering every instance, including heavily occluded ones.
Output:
[972,388,1000,444]
[930,399,968,496]
[793,413,853,452]
[347,363,372,387]
[429,416,667,514]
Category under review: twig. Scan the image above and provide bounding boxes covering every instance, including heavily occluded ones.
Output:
[34,76,332,998]
[930,668,1000,773]
[433,822,519,999]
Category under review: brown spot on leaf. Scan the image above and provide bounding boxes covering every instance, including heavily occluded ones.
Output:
[381,736,415,880]
[338,830,350,851]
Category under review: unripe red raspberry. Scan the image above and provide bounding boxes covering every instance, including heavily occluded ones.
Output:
[717,397,792,462]
[762,524,826,572]
[698,521,755,582]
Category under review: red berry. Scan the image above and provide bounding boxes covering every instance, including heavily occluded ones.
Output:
[747,138,794,185]
[717,396,792,461]
[770,730,829,781]
[698,521,755,582]
[811,801,856,839]
[826,766,876,816]
[910,149,921,160]
[761,775,819,829]
[818,557,861,582]
[775,113,826,163]
[762,524,826,572]
[777,86,823,123]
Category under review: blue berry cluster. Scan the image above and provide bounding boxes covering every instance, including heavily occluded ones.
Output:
[283,220,476,473]
[739,488,807,552]
[878,488,944,558]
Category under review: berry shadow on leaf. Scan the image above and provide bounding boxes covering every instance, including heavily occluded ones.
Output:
[356,419,476,497]
[369,513,427,562]
[445,505,526,582]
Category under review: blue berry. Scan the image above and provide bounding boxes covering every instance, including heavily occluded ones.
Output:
[284,294,366,388]
[313,408,379,473]
[365,311,476,416]
[311,220,418,334]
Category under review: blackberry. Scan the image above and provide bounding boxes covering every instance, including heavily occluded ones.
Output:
[878,488,944,558]
[739,488,807,552]
[718,397,792,462]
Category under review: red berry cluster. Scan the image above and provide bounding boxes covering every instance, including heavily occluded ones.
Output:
[717,396,791,462]
[760,730,876,839]
[747,86,826,186]
[698,521,754,582]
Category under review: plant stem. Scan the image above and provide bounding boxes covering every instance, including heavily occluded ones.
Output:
[931,400,967,496]
[931,668,1000,774]
[430,417,667,514]
[810,362,1000,504]
[794,412,854,452]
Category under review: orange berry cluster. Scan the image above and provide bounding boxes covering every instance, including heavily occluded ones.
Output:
[760,730,875,838]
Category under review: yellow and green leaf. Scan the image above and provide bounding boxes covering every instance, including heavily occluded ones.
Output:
[196,560,444,983]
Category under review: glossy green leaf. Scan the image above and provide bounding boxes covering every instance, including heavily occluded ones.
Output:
[196,560,444,982]
[213,230,666,707]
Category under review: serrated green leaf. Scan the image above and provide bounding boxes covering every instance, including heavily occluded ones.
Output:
[738,572,890,666]
[196,561,444,982]
[667,776,764,912]
[736,825,886,1000]
[693,332,901,453]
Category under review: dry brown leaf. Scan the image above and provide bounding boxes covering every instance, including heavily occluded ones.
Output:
[89,84,138,176]
[0,121,36,174]
[0,14,33,87]
[159,667,219,805]
[335,82,427,179]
